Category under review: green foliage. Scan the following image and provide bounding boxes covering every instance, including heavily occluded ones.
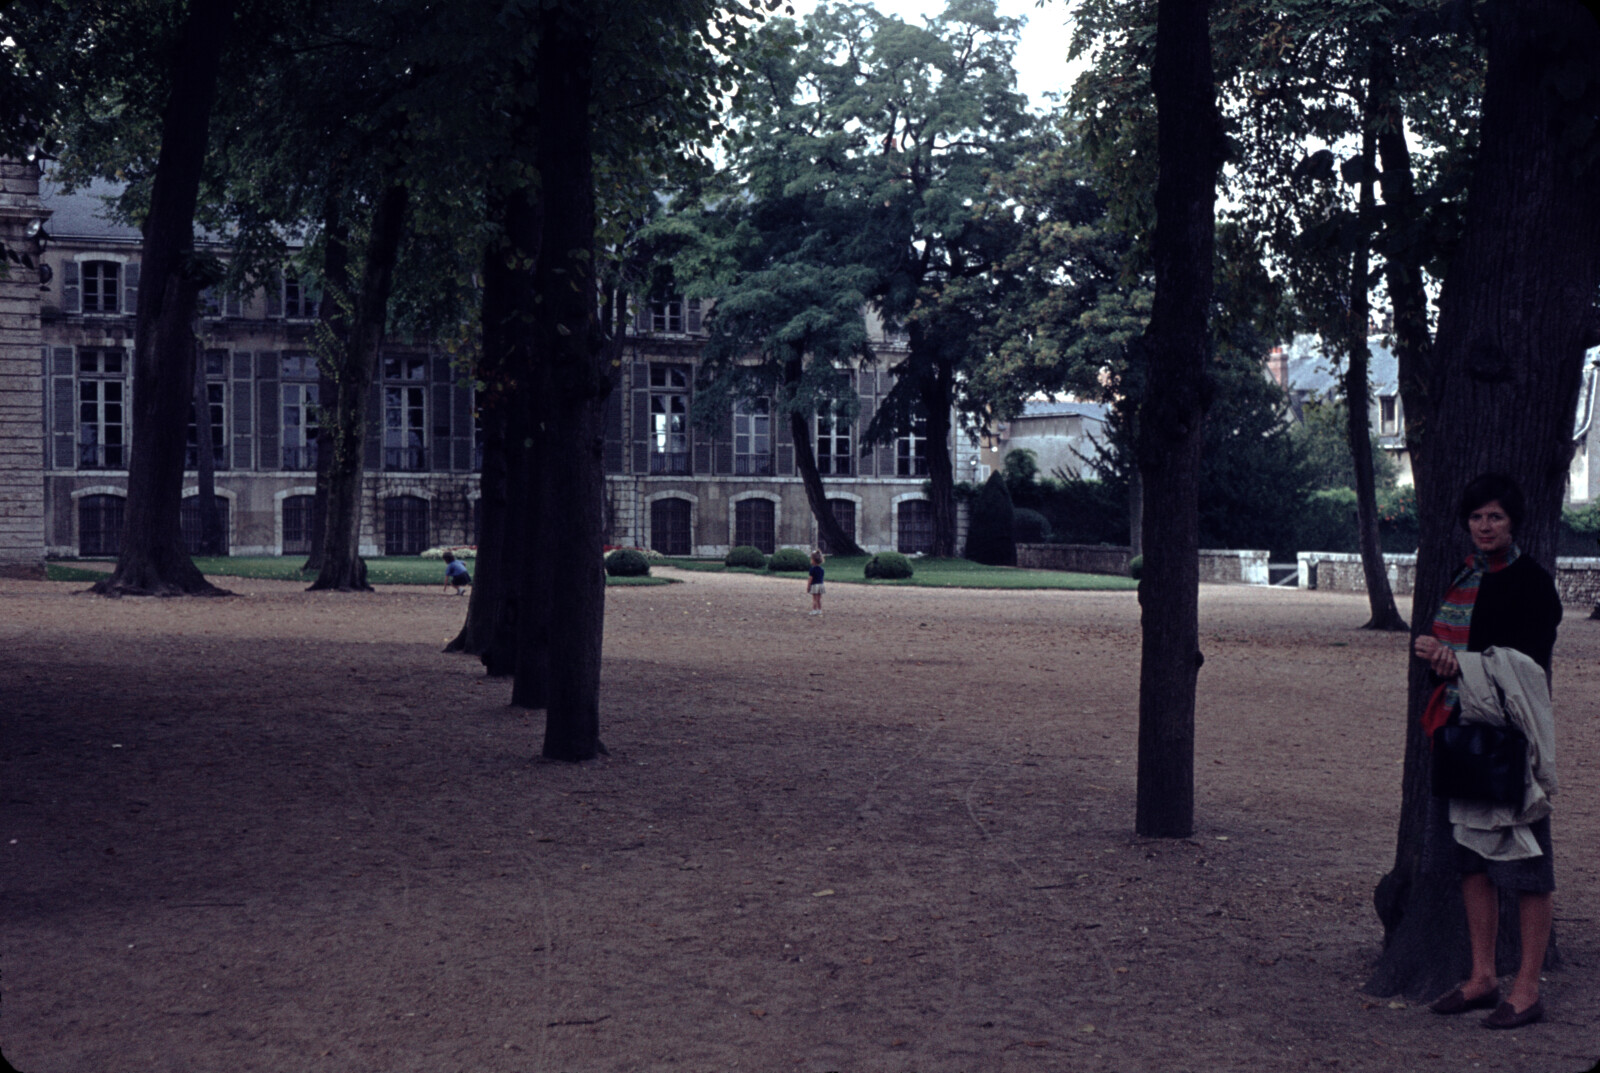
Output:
[604,548,651,578]
[1001,449,1046,510]
[1291,399,1399,490]
[1128,555,1144,580]
[1561,502,1600,556]
[1377,484,1419,553]
[1297,488,1360,554]
[965,472,1017,565]
[767,548,811,572]
[1012,508,1051,544]
[724,545,767,569]
[1037,478,1129,546]
[864,551,915,580]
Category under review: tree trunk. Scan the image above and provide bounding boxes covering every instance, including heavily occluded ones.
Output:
[784,354,866,556]
[1366,0,1600,998]
[1344,84,1405,631]
[308,183,409,593]
[92,0,234,598]
[304,195,349,574]
[920,366,958,558]
[1133,0,1221,839]
[1126,410,1144,559]
[192,343,222,556]
[526,6,605,761]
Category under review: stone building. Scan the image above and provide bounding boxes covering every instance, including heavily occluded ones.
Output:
[5,168,979,562]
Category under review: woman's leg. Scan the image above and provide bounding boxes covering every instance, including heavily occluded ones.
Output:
[1505,891,1552,1010]
[1460,872,1500,997]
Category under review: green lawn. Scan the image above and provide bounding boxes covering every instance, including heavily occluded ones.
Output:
[47,557,676,587]
[658,555,1136,591]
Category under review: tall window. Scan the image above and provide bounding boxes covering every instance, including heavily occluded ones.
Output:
[896,412,930,477]
[77,348,126,469]
[650,297,684,333]
[79,494,125,556]
[1379,395,1398,436]
[384,355,428,471]
[384,495,429,555]
[81,261,120,313]
[180,496,230,555]
[898,499,935,554]
[734,498,776,554]
[649,364,690,474]
[821,498,856,555]
[734,398,772,475]
[282,494,319,555]
[283,272,318,318]
[281,353,320,470]
[816,406,852,475]
[185,351,229,470]
[650,498,691,556]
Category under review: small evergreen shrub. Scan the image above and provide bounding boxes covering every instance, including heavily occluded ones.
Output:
[767,547,811,572]
[1128,555,1144,580]
[604,548,650,577]
[1296,488,1360,555]
[864,551,914,579]
[965,471,1016,565]
[725,545,767,569]
[1013,508,1051,544]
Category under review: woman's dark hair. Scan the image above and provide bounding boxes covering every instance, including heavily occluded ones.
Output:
[1458,472,1525,534]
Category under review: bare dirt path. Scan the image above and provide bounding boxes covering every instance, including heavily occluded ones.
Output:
[1,570,1597,1072]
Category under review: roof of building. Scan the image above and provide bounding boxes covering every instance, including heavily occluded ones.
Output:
[1015,399,1108,423]
[40,175,144,243]
[1282,333,1399,397]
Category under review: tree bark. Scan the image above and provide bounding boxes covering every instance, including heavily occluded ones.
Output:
[784,353,866,556]
[1344,80,1405,631]
[308,182,409,593]
[524,5,606,760]
[92,0,234,597]
[919,364,958,558]
[192,343,222,556]
[1366,0,1600,998]
[1133,0,1221,839]
[304,195,349,574]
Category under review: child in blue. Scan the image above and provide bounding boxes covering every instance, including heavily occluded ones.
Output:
[442,550,471,596]
[807,550,825,615]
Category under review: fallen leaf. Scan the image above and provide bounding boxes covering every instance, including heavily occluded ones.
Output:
[749,1008,766,1018]
[860,956,874,965]
[1386,1001,1406,1010]
[812,889,835,897]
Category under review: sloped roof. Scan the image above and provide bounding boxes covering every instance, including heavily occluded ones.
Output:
[1016,399,1108,423]
[40,175,143,242]
[1282,333,1398,396]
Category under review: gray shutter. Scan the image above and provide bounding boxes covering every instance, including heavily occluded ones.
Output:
[603,377,624,474]
[713,403,733,475]
[691,421,710,475]
[233,350,252,380]
[225,291,243,317]
[266,273,283,318]
[431,384,452,471]
[62,261,80,313]
[53,373,74,470]
[52,345,74,375]
[633,302,649,333]
[453,382,474,471]
[123,262,140,316]
[232,370,253,473]
[686,298,703,334]
[256,352,279,470]
[777,434,795,477]
[365,382,382,470]
[631,362,650,474]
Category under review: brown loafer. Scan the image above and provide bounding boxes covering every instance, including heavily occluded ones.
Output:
[1482,999,1544,1029]
[1429,987,1500,1015]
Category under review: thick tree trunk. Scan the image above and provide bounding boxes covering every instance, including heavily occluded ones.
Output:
[309,183,409,593]
[1366,0,1600,998]
[1344,91,1405,631]
[784,354,866,556]
[1133,0,1221,839]
[526,8,605,760]
[304,196,349,574]
[192,345,222,556]
[920,366,958,558]
[92,0,234,597]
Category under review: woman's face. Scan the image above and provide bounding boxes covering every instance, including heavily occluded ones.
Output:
[1468,499,1514,554]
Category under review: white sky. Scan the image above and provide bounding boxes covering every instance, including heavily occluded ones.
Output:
[782,0,1086,112]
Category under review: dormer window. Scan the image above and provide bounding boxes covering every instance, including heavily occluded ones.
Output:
[82,261,120,314]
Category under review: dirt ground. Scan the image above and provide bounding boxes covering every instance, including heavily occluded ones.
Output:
[1,568,1598,1073]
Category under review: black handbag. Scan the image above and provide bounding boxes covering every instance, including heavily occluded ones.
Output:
[1432,710,1528,806]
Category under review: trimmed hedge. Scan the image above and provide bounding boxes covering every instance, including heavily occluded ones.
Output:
[1128,555,1144,580]
[1013,507,1051,544]
[725,545,767,569]
[768,547,811,572]
[864,551,914,579]
[604,548,651,577]
[965,472,1016,565]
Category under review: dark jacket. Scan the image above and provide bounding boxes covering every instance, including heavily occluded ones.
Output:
[1469,555,1563,672]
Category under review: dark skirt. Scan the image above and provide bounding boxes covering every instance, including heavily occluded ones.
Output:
[1425,794,1555,893]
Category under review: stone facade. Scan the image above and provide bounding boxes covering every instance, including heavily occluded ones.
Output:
[0,162,47,576]
[1017,543,1267,584]
[1299,550,1600,607]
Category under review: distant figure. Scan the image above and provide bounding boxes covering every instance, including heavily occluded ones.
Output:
[807,550,825,616]
[443,550,471,596]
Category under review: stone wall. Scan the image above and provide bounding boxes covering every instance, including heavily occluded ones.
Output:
[1018,544,1268,584]
[0,161,46,576]
[1300,550,1600,607]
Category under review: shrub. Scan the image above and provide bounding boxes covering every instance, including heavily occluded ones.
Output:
[604,548,650,577]
[767,547,811,572]
[1296,487,1359,555]
[965,472,1017,565]
[1013,507,1051,544]
[864,551,914,579]
[725,545,767,569]
[1128,554,1144,580]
